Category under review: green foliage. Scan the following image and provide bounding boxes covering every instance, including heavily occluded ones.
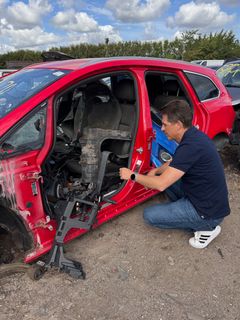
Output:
[1,30,240,66]
[0,50,42,67]
[180,30,240,60]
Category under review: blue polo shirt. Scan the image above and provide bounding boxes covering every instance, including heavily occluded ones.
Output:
[170,126,230,219]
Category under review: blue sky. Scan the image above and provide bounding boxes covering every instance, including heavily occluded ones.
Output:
[0,0,239,53]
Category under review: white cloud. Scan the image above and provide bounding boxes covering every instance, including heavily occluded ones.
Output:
[0,43,15,54]
[0,18,8,27]
[57,0,86,12]
[0,0,7,7]
[98,25,122,42]
[7,0,52,28]
[106,0,170,22]
[87,5,113,19]
[52,9,98,32]
[196,0,238,5]
[173,30,201,40]
[65,25,122,45]
[0,2,122,52]
[0,0,58,51]
[144,22,157,39]
[218,0,239,5]
[167,1,234,29]
[57,0,84,8]
[173,30,183,40]
[1,26,60,49]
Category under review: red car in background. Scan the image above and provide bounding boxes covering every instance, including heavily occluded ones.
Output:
[0,57,235,279]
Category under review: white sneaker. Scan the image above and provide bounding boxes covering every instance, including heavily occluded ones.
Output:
[189,225,221,249]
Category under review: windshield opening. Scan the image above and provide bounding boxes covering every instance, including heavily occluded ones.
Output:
[0,68,70,118]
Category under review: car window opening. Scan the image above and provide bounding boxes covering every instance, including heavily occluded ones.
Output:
[145,72,190,167]
[42,72,138,217]
[145,72,190,123]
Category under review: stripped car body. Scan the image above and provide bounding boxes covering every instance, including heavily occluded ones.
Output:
[0,57,235,277]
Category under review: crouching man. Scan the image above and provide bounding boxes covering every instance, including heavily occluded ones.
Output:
[120,100,230,248]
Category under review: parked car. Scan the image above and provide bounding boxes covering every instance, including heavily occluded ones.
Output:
[191,59,225,70]
[0,57,235,279]
[217,61,240,150]
[0,69,17,77]
[41,51,75,62]
[217,60,240,108]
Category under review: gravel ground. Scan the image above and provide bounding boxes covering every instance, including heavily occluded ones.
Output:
[0,145,239,320]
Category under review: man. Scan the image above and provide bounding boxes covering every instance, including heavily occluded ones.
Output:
[120,100,230,248]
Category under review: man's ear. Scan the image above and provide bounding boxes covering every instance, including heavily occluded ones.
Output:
[177,120,184,129]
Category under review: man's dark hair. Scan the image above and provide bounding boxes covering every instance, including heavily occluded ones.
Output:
[160,99,193,128]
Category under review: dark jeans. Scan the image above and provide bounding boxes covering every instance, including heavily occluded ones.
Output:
[143,181,223,232]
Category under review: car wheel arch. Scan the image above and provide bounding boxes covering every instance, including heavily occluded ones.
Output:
[0,206,33,254]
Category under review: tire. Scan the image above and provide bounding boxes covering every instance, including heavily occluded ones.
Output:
[0,207,32,252]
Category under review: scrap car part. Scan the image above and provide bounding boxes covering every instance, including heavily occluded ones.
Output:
[42,150,114,279]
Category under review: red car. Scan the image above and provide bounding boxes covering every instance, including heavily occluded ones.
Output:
[0,57,235,278]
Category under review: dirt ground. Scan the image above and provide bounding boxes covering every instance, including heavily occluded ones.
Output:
[0,145,240,320]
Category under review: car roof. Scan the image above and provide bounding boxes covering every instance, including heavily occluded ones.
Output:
[224,60,240,65]
[24,56,215,75]
[0,56,219,136]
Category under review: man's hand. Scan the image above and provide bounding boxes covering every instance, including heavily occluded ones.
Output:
[119,166,184,192]
[119,168,133,180]
[147,168,159,177]
[147,162,171,176]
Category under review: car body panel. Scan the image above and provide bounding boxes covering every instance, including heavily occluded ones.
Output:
[226,87,240,106]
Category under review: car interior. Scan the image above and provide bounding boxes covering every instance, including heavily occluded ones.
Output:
[145,72,188,127]
[41,71,189,218]
[42,72,137,216]
[145,72,189,166]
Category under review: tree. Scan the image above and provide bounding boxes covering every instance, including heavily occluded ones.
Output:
[1,29,240,66]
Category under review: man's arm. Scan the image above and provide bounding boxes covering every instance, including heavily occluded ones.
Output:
[120,166,184,192]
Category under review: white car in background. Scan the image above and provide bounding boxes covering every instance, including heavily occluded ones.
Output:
[191,59,225,70]
[0,69,17,77]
